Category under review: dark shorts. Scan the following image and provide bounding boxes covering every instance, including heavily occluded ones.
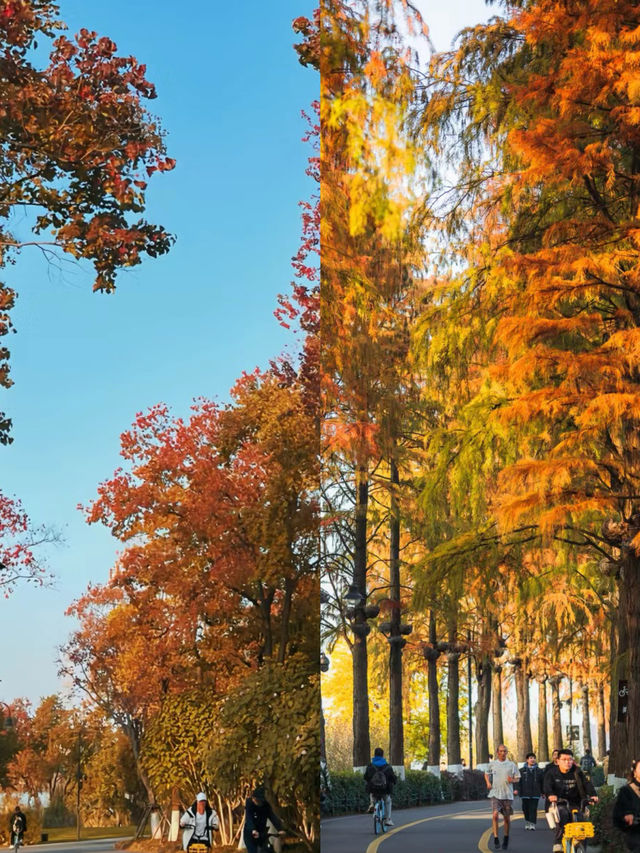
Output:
[492,798,513,816]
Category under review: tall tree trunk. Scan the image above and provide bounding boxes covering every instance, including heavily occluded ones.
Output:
[580,684,592,755]
[596,682,607,760]
[277,578,294,664]
[550,676,563,751]
[474,654,492,763]
[513,659,533,761]
[124,718,156,805]
[608,522,640,777]
[352,466,371,768]
[537,677,549,762]
[388,459,404,768]
[447,621,461,766]
[426,611,441,767]
[492,663,504,752]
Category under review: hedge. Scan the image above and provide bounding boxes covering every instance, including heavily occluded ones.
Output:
[321,769,488,816]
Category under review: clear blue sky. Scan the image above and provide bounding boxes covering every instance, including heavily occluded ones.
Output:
[0,0,492,707]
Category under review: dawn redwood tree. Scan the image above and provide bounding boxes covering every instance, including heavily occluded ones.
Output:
[319,0,425,769]
[417,0,640,775]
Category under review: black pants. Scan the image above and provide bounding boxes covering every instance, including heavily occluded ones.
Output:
[243,830,264,853]
[625,833,640,853]
[522,798,539,823]
[554,804,583,843]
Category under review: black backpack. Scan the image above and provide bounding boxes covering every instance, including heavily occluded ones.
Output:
[370,767,388,792]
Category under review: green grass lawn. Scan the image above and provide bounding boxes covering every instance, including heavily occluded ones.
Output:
[40,826,136,843]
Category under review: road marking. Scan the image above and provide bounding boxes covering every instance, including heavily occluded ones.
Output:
[364,808,483,853]
[478,816,524,852]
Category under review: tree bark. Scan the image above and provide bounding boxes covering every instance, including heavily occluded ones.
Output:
[537,677,549,762]
[549,676,563,751]
[352,466,371,768]
[447,626,462,766]
[513,659,533,761]
[492,663,504,753]
[277,578,294,664]
[596,682,607,760]
[388,459,404,768]
[474,654,492,763]
[426,611,441,767]
[580,684,592,755]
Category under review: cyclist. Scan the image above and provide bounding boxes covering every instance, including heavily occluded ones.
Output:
[543,748,598,853]
[364,747,397,827]
[242,787,284,853]
[180,791,220,850]
[613,758,640,851]
[9,807,26,848]
[485,744,520,850]
[579,749,596,779]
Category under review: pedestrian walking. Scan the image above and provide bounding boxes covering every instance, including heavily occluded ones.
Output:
[520,752,544,830]
[485,744,520,850]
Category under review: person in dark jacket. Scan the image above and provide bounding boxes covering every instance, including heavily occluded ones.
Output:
[243,787,283,853]
[519,752,544,830]
[9,808,26,845]
[613,759,640,852]
[542,750,560,815]
[364,747,397,827]
[580,748,596,778]
[544,749,597,853]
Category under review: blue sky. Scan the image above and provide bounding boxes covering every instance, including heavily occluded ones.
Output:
[0,0,492,707]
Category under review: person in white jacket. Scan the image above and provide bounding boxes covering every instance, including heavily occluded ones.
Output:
[180,792,219,851]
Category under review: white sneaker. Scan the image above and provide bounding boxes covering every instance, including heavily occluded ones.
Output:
[385,820,394,827]
[531,824,536,830]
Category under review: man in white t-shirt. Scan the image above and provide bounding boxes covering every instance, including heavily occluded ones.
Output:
[485,744,520,850]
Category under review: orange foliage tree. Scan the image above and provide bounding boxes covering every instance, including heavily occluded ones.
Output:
[0,0,174,444]
[415,0,640,774]
[63,370,319,802]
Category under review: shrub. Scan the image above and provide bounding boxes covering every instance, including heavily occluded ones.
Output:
[590,785,626,852]
[591,766,605,788]
[321,770,451,816]
[441,770,487,802]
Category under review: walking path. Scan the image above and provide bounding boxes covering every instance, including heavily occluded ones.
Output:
[322,800,553,852]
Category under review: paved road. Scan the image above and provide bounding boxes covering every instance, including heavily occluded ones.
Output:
[29,840,128,853]
[322,800,555,853]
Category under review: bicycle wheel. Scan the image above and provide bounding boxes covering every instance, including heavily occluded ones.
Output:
[573,844,585,853]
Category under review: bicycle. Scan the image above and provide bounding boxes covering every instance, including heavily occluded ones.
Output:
[255,830,285,853]
[372,793,387,835]
[556,798,595,853]
[10,818,25,853]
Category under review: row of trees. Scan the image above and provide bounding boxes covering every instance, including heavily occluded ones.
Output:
[0,696,143,828]
[320,0,640,782]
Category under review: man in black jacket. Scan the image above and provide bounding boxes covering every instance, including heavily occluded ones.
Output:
[613,759,640,852]
[9,807,26,846]
[364,748,397,827]
[519,752,544,830]
[543,749,598,853]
